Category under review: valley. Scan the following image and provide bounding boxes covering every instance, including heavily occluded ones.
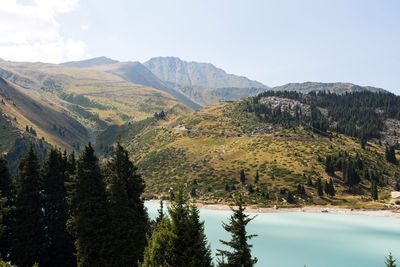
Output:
[0,57,399,210]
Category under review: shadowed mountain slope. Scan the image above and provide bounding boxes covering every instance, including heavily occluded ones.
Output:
[95,62,202,110]
[0,77,88,149]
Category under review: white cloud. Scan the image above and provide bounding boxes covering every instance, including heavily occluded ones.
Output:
[81,24,90,32]
[0,0,87,63]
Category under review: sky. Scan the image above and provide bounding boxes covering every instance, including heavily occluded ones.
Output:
[1,0,399,94]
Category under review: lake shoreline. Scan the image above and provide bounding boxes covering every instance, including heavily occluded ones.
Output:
[147,199,400,218]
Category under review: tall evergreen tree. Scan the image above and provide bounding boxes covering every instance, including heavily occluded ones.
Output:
[105,143,149,266]
[70,144,110,267]
[371,181,379,201]
[254,170,259,184]
[140,217,174,267]
[325,156,335,176]
[386,146,398,164]
[316,178,324,197]
[186,205,213,267]
[240,170,246,184]
[286,191,295,204]
[217,196,257,267]
[42,149,75,267]
[307,176,313,187]
[385,252,397,267]
[11,146,45,267]
[155,200,164,225]
[141,187,212,267]
[168,187,213,266]
[324,178,335,197]
[0,157,13,261]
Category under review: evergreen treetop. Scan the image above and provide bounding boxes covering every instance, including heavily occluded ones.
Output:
[385,252,397,267]
[217,195,257,267]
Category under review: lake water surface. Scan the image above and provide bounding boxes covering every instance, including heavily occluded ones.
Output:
[145,201,400,267]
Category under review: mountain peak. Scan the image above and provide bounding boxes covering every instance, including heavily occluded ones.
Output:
[144,56,267,89]
[61,56,119,68]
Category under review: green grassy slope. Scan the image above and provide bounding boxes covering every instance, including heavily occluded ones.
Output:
[120,101,399,208]
[0,60,185,150]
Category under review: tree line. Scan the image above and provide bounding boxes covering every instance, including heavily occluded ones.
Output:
[0,144,258,267]
[246,90,400,141]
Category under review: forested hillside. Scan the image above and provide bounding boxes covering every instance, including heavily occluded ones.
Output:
[105,91,400,208]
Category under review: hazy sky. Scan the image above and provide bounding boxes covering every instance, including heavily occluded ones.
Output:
[1,0,400,93]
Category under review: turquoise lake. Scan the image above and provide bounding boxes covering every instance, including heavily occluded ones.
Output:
[145,201,400,267]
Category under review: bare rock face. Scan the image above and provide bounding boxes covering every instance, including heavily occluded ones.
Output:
[391,191,400,199]
[144,57,266,89]
[381,119,400,146]
[144,57,268,105]
[259,96,312,117]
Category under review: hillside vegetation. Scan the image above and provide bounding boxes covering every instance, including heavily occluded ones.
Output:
[0,60,183,151]
[114,92,400,208]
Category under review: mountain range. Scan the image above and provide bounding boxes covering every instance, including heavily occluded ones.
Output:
[1,56,399,208]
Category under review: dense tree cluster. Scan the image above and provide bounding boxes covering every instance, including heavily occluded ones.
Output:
[246,90,400,140]
[0,143,149,267]
[154,110,167,120]
[0,145,260,267]
[142,186,213,267]
[325,152,368,188]
[25,125,37,136]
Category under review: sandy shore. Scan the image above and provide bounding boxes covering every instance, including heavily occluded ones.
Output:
[147,199,400,218]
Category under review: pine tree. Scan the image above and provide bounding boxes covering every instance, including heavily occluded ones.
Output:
[297,184,306,196]
[240,170,246,184]
[217,196,257,267]
[42,149,75,267]
[11,146,45,267]
[325,155,335,176]
[386,146,398,164]
[307,176,313,187]
[70,143,110,267]
[186,205,213,267]
[327,178,335,197]
[155,200,164,225]
[247,184,254,194]
[287,191,295,204]
[0,195,9,243]
[385,252,397,267]
[105,143,149,266]
[140,217,174,267]
[169,187,212,266]
[316,178,324,197]
[0,157,14,261]
[371,181,379,201]
[142,187,212,267]
[254,170,259,184]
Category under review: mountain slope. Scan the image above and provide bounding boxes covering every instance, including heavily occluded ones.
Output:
[0,60,183,128]
[271,82,388,94]
[108,91,400,207]
[145,57,266,89]
[94,62,202,110]
[61,56,119,68]
[0,77,88,149]
[144,57,268,105]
